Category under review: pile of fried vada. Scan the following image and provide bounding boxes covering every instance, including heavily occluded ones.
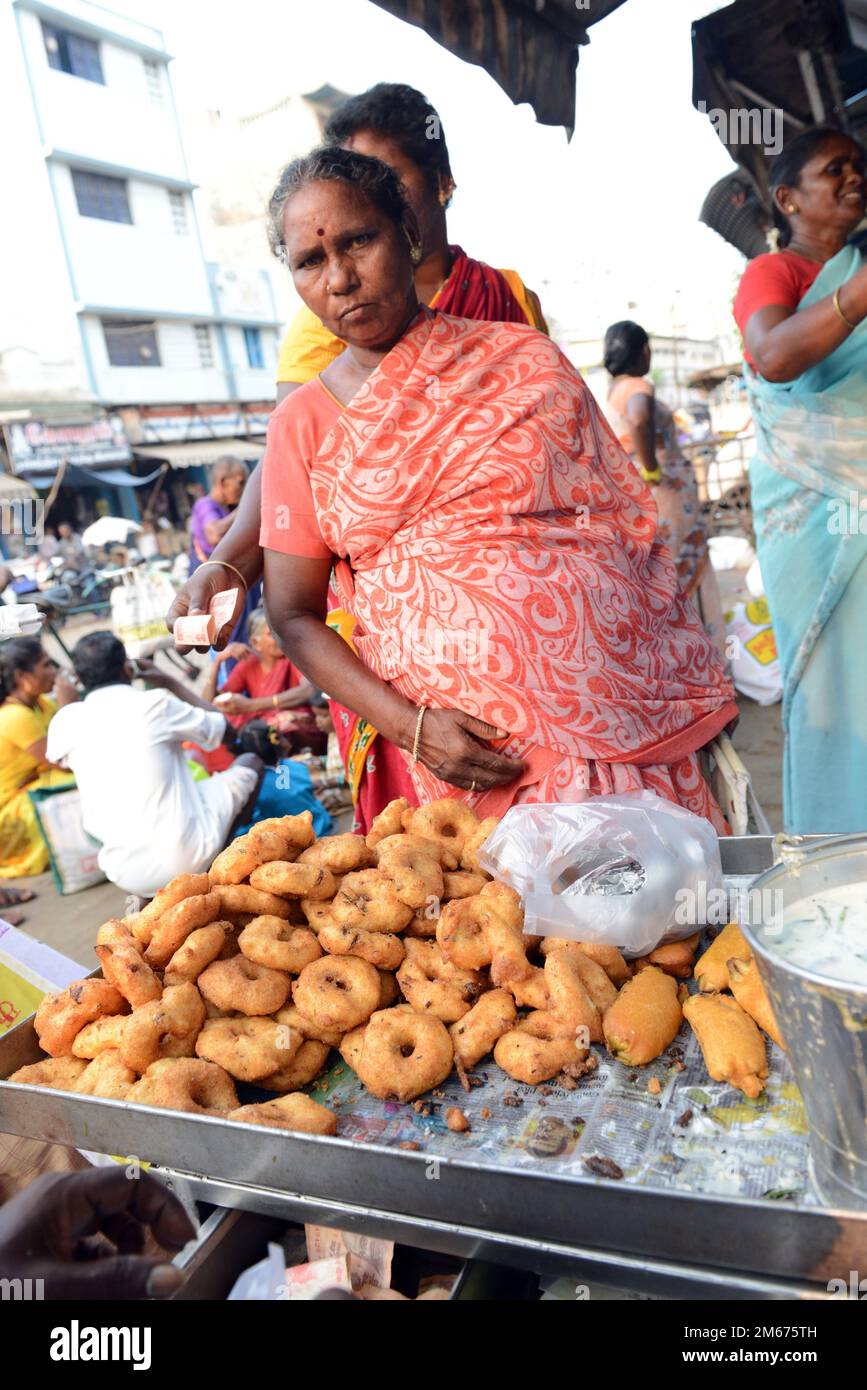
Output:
[10,802,784,1137]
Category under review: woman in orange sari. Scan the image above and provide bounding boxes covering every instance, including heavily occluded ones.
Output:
[256,148,737,829]
[169,85,547,832]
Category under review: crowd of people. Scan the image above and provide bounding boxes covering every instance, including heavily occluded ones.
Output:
[1,89,864,907]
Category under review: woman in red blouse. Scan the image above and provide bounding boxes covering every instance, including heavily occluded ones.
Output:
[202,608,320,747]
[733,126,867,833]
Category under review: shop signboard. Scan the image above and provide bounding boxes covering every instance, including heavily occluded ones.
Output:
[120,403,273,443]
[121,405,245,445]
[5,415,132,472]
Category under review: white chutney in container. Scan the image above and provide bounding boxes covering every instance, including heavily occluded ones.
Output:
[743,834,867,1210]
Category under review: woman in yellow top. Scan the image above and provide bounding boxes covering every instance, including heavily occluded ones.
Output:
[171,83,548,827]
[0,637,77,880]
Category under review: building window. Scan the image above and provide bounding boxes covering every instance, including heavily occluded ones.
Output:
[168,190,188,235]
[43,23,104,84]
[243,327,264,369]
[72,171,132,224]
[102,320,160,367]
[142,57,163,102]
[194,324,214,368]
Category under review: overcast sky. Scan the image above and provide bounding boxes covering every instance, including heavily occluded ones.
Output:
[120,0,746,347]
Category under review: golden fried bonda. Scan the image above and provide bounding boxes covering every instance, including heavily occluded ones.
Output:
[144,891,223,968]
[124,872,210,946]
[683,992,768,1099]
[365,797,411,849]
[450,989,516,1069]
[545,949,603,1043]
[602,966,682,1065]
[209,828,292,886]
[727,956,784,1049]
[694,923,751,993]
[634,932,701,980]
[537,937,632,986]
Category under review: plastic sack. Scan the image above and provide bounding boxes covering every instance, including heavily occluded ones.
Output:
[28,786,105,895]
[476,791,723,958]
[111,570,177,658]
[745,557,765,599]
[724,597,782,705]
[0,604,42,637]
[708,534,756,573]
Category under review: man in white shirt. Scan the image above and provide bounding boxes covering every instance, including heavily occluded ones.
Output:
[47,632,263,899]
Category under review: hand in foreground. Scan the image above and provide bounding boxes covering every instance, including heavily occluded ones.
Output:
[212,693,250,716]
[167,565,244,653]
[0,1168,196,1300]
[413,709,523,792]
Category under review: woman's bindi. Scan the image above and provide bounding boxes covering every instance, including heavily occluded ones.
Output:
[317,228,325,236]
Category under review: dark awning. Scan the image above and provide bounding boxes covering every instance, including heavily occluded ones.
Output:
[20,463,165,490]
[692,0,867,251]
[371,0,630,133]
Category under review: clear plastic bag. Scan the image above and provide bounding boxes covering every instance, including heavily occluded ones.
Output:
[476,791,723,958]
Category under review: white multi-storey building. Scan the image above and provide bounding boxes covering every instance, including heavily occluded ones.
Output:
[188,86,352,331]
[0,0,280,538]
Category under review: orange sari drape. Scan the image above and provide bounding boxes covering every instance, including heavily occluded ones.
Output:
[300,311,736,828]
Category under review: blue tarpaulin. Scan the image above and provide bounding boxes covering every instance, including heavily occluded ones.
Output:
[20,462,164,489]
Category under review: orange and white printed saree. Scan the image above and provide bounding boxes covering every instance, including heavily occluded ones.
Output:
[261,310,737,829]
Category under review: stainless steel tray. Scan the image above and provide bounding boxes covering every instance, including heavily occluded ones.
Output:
[2,835,864,1298]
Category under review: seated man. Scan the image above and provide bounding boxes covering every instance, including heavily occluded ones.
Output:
[46,633,262,899]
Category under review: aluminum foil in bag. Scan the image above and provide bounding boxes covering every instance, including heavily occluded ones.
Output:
[476,791,723,958]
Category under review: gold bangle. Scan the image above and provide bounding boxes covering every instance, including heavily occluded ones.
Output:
[197,559,249,592]
[272,695,279,709]
[833,287,858,332]
[411,704,427,763]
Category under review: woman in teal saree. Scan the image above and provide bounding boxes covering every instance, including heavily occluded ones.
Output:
[734,127,867,833]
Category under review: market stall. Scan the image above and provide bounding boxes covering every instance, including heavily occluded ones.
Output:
[1,802,865,1301]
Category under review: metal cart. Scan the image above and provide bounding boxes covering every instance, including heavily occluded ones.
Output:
[1,835,863,1301]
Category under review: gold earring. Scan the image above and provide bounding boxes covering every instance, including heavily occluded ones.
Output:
[788,204,797,213]
[404,226,423,264]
